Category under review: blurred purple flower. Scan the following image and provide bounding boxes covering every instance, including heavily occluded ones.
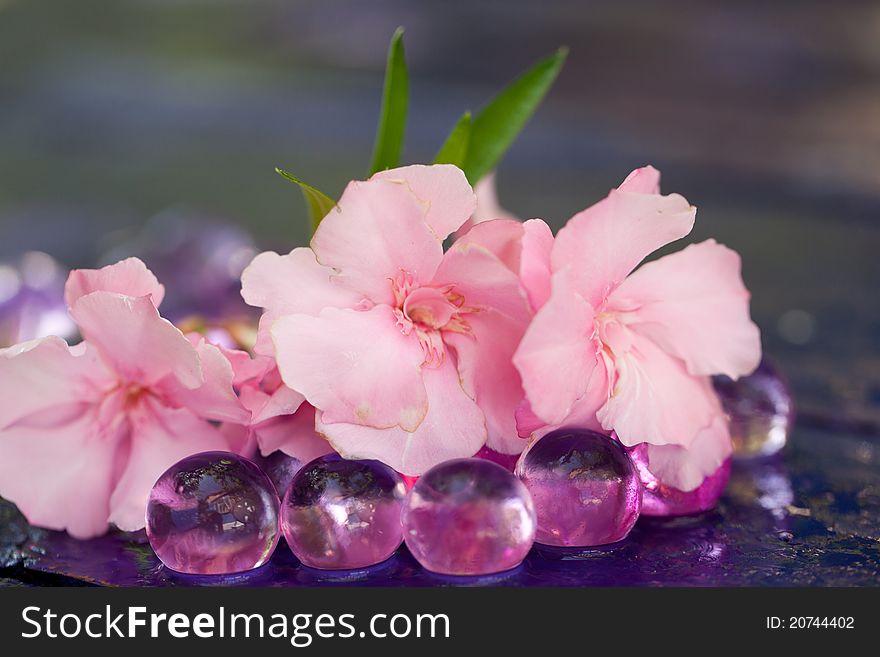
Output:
[0,251,76,348]
[100,208,259,322]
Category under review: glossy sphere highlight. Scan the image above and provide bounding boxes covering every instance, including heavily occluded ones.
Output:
[282,454,406,570]
[516,429,641,547]
[146,451,281,575]
[628,444,731,516]
[402,458,536,575]
[713,359,793,458]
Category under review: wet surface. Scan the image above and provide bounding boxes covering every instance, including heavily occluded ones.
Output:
[2,422,877,586]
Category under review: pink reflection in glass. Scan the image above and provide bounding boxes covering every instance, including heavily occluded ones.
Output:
[628,444,731,516]
[402,458,536,575]
[146,451,281,575]
[281,454,406,570]
[516,429,641,547]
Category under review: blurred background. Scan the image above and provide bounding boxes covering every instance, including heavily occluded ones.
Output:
[0,0,878,431]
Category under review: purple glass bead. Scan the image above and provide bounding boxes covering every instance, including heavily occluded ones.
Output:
[281,454,406,570]
[146,452,281,575]
[515,429,641,547]
[628,444,731,516]
[402,458,536,576]
[713,359,794,458]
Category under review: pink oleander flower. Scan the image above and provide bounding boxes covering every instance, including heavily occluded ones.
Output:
[220,348,332,464]
[241,164,537,475]
[513,166,762,491]
[0,258,250,538]
[455,172,518,238]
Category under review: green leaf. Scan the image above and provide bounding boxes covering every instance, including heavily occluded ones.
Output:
[368,26,409,175]
[275,167,336,233]
[433,111,472,167]
[463,47,568,184]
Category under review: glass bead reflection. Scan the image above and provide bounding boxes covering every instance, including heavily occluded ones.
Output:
[515,429,641,547]
[628,444,731,517]
[713,359,793,458]
[281,454,406,570]
[402,458,536,576]
[146,451,281,575]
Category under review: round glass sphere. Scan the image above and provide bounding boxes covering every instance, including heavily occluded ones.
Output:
[146,451,281,575]
[713,359,793,458]
[402,458,536,576]
[281,454,406,570]
[252,450,304,499]
[515,429,641,547]
[628,444,731,516]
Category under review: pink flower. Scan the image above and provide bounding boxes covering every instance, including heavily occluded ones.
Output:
[454,172,518,238]
[513,167,761,491]
[0,258,250,538]
[220,347,332,464]
[241,165,536,475]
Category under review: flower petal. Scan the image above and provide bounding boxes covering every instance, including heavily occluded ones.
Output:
[316,357,486,475]
[70,291,203,388]
[597,334,718,448]
[645,414,732,492]
[155,336,251,424]
[271,305,427,431]
[65,257,165,308]
[610,239,762,378]
[108,402,233,531]
[434,238,531,324]
[241,247,362,316]
[0,406,123,538]
[445,310,527,454]
[513,272,597,425]
[552,166,695,307]
[372,164,476,239]
[520,219,554,311]
[0,336,113,430]
[311,176,446,304]
[254,403,333,462]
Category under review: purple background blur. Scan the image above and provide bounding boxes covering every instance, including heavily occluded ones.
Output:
[0,0,878,438]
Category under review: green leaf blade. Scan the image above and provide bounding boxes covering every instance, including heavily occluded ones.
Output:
[433,111,472,167]
[369,26,409,175]
[464,47,567,184]
[275,167,336,233]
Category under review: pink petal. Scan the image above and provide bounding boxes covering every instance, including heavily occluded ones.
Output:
[513,272,597,425]
[311,176,447,304]
[645,414,732,491]
[551,166,695,307]
[254,403,333,462]
[610,239,762,378]
[241,383,306,426]
[372,164,476,239]
[241,247,362,316]
[452,218,554,313]
[0,336,113,430]
[316,357,486,475]
[597,334,718,448]
[519,219,554,311]
[65,257,165,309]
[70,291,203,389]
[271,305,428,431]
[0,406,124,538]
[445,310,527,455]
[434,238,531,324]
[155,336,251,424]
[108,401,234,531]
[454,171,516,238]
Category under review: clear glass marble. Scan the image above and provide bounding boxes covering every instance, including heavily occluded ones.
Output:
[146,451,281,575]
[252,450,304,499]
[402,458,536,575]
[713,359,794,458]
[281,454,406,570]
[628,444,731,516]
[516,429,641,547]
